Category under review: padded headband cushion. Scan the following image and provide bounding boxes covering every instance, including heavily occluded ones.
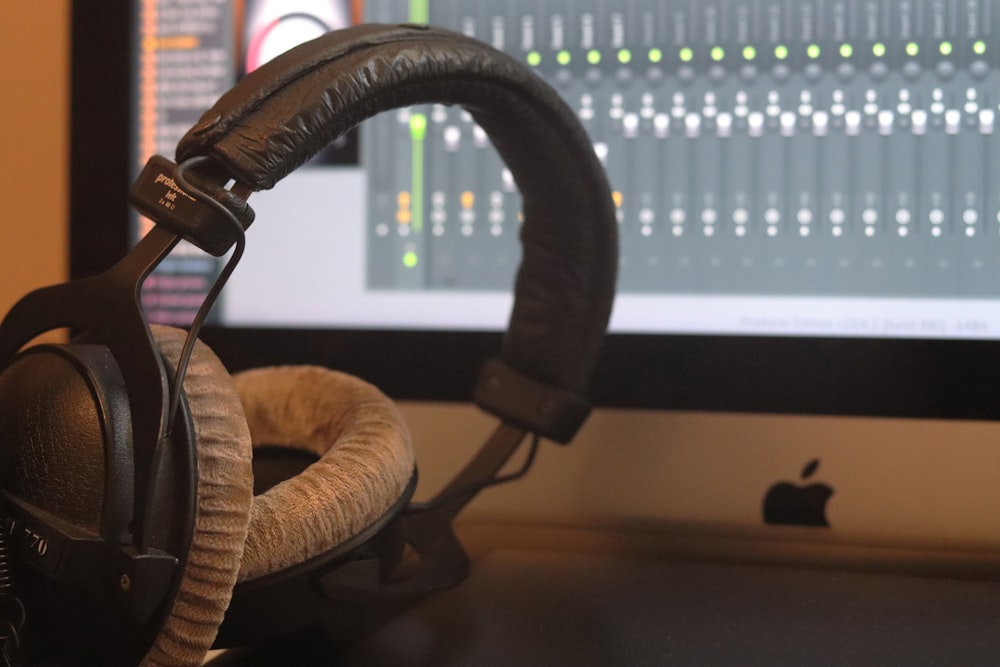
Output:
[144,325,254,667]
[176,23,617,405]
[231,365,415,582]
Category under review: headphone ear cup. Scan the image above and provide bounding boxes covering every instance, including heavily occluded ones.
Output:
[231,366,414,582]
[144,325,254,667]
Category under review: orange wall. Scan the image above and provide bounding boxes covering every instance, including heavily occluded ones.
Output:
[0,2,69,316]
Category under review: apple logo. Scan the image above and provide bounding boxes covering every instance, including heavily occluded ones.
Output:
[762,458,834,527]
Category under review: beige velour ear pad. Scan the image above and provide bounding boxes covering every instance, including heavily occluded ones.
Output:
[231,366,415,582]
[142,325,254,667]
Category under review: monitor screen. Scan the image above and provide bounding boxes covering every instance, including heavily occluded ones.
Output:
[71,0,1000,420]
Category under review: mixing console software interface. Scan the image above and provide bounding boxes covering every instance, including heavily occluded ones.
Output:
[135,0,1000,338]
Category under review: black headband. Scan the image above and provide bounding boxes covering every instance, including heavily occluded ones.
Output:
[176,23,618,441]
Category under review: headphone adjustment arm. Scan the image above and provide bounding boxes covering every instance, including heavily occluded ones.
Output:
[317,423,530,601]
[316,507,470,602]
[474,359,591,444]
[129,154,255,257]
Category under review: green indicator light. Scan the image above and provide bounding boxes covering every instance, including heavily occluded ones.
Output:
[587,49,601,65]
[409,113,427,142]
[774,44,788,60]
[618,48,632,64]
[408,114,426,232]
[711,46,725,61]
[403,251,419,269]
[807,44,820,59]
[872,42,886,57]
[408,0,429,24]
[743,45,756,60]
[906,41,919,56]
[679,46,694,62]
[839,43,853,58]
[557,50,571,65]
[974,40,987,55]
[939,41,953,56]
[526,50,541,66]
[648,47,663,63]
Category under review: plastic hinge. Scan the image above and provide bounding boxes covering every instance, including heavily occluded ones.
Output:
[129,155,254,256]
[473,359,591,444]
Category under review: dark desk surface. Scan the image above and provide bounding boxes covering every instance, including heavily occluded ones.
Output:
[208,546,1000,666]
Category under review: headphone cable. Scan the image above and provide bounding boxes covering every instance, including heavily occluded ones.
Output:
[135,157,248,553]
[0,519,25,667]
[405,433,541,514]
[166,157,248,432]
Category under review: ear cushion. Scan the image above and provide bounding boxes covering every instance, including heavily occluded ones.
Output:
[230,366,415,582]
[143,325,254,667]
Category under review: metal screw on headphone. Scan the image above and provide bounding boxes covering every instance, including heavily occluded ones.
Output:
[537,398,556,417]
[119,574,131,591]
[483,373,501,391]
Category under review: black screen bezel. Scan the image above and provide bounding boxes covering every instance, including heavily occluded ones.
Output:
[69,1,1000,421]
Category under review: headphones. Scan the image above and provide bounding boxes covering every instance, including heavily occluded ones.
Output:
[0,24,617,666]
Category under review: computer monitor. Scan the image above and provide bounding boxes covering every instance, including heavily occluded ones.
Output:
[71,0,1000,559]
